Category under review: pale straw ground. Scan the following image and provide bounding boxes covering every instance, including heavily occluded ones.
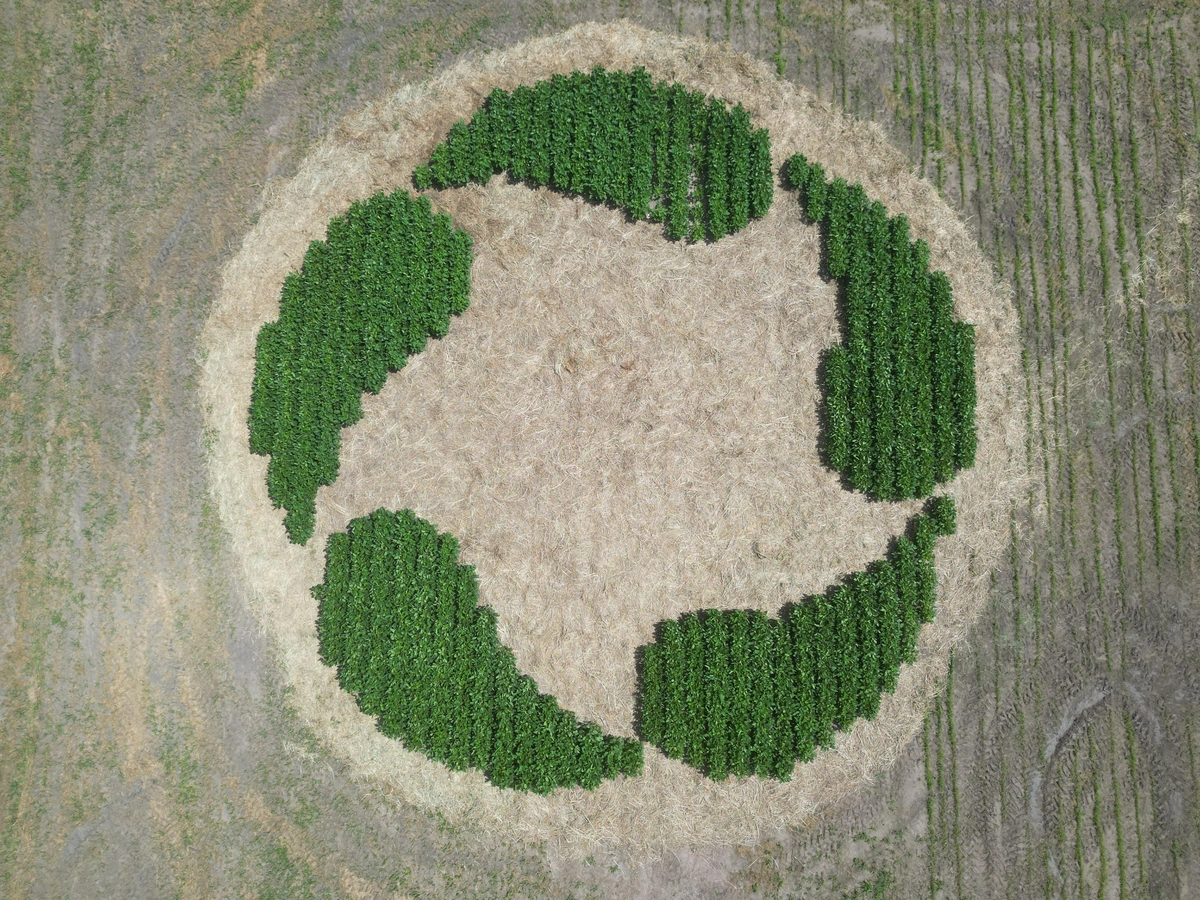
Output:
[199,20,1026,858]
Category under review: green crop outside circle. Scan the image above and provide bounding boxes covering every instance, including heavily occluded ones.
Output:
[247,65,978,793]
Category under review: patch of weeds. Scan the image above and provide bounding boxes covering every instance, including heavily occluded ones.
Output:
[254,839,320,900]
[735,840,785,895]
[197,43,265,118]
[148,706,201,809]
[844,869,893,898]
[218,0,253,17]
[385,866,412,893]
[265,42,288,74]
[434,808,461,837]
[290,795,320,828]
[397,12,494,75]
[221,49,258,117]
[0,29,38,219]
[63,31,102,191]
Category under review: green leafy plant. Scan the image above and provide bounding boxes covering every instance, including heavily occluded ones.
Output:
[636,497,957,780]
[316,508,643,793]
[412,65,773,243]
[247,190,473,544]
[785,153,976,501]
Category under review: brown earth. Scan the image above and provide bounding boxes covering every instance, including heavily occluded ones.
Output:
[4,0,1200,897]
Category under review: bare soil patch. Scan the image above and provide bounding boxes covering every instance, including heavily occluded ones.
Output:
[200,20,1024,856]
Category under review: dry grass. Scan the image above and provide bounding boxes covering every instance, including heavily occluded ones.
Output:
[198,20,1026,858]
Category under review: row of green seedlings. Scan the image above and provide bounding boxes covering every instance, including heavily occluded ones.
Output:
[1004,7,1050,679]
[247,190,473,544]
[939,6,973,889]
[637,496,957,781]
[412,65,774,243]
[785,153,977,501]
[315,508,643,793]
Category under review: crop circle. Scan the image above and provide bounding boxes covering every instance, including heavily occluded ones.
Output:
[200,21,1025,855]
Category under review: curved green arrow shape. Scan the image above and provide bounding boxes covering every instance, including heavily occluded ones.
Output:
[248,190,473,545]
[412,65,774,242]
[635,496,957,781]
[315,508,643,793]
[784,154,977,501]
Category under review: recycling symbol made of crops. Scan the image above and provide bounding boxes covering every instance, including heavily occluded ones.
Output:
[247,66,977,794]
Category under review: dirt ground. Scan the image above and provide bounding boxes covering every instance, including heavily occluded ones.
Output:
[4,0,1200,898]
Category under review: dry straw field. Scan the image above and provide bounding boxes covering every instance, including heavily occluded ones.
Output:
[3,1,1200,897]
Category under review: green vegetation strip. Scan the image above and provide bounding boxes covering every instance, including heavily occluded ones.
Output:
[412,65,773,243]
[315,508,643,793]
[636,497,957,781]
[785,153,977,501]
[248,190,473,545]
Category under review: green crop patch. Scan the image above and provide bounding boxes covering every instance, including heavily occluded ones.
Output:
[315,508,643,793]
[785,153,977,501]
[636,497,957,781]
[412,65,773,243]
[247,190,473,544]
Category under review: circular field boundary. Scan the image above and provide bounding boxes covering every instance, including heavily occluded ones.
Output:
[199,20,1026,857]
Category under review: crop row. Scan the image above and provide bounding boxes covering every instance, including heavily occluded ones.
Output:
[412,65,774,242]
[637,496,957,781]
[247,190,473,544]
[315,508,643,793]
[785,152,977,501]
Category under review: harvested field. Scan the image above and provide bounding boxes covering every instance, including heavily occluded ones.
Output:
[4,0,1200,896]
